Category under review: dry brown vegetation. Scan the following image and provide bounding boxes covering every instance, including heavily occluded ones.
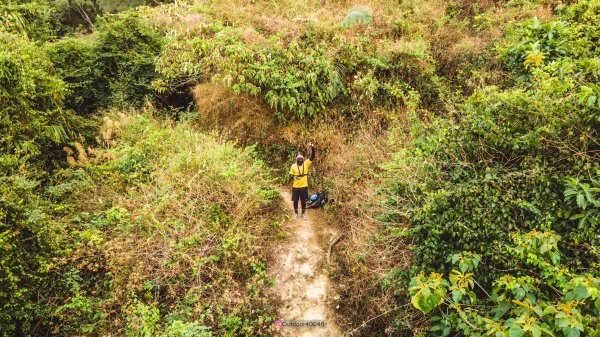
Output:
[50,112,286,335]
[190,78,415,333]
[192,84,279,146]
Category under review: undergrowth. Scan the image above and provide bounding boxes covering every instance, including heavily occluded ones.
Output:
[2,111,284,336]
[3,0,599,336]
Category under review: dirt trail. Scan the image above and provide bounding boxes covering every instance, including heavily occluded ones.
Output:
[269,189,342,337]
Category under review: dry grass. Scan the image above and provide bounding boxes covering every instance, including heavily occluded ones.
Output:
[319,121,419,335]
[192,83,282,147]
[192,69,433,336]
[430,0,556,81]
[57,112,285,335]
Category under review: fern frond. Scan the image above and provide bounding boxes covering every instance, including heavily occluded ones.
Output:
[45,125,68,143]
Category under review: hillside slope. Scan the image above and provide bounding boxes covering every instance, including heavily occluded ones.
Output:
[1,0,599,336]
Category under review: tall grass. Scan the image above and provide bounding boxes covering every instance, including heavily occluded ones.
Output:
[45,111,285,336]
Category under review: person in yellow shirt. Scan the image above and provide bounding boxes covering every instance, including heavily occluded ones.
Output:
[289,143,315,220]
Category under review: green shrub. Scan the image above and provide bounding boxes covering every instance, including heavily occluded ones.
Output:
[341,8,372,29]
[0,32,74,167]
[500,1,600,82]
[0,1,59,40]
[157,20,445,120]
[158,22,341,119]
[166,320,212,337]
[45,37,101,114]
[409,231,600,337]
[391,71,598,283]
[380,1,600,334]
[92,12,163,108]
[0,174,51,335]
[45,13,166,114]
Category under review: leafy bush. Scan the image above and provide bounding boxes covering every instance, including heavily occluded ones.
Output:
[45,37,100,114]
[158,23,341,119]
[378,1,600,334]
[341,8,372,29]
[403,77,599,282]
[156,19,444,120]
[501,1,600,82]
[0,29,104,337]
[44,12,164,113]
[92,12,163,108]
[0,174,53,335]
[0,32,75,168]
[410,230,600,337]
[0,1,59,40]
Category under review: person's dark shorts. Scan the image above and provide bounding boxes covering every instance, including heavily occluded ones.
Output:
[291,187,309,202]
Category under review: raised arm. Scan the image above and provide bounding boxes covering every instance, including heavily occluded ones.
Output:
[309,143,315,161]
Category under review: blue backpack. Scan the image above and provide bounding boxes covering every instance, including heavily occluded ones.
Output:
[307,191,328,209]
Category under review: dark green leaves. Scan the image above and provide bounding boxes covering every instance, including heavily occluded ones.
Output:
[565,284,588,301]
[0,32,72,167]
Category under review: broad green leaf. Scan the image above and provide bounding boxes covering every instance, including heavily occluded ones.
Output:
[576,193,586,209]
[532,325,541,337]
[452,290,463,302]
[411,287,444,314]
[572,284,588,300]
[588,95,597,107]
[564,327,580,337]
[509,325,524,337]
[550,252,560,265]
[556,317,569,328]
[542,306,558,316]
[565,284,588,301]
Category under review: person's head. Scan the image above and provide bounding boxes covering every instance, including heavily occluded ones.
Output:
[296,151,304,165]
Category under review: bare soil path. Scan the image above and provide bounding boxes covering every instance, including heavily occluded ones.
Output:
[269,189,342,337]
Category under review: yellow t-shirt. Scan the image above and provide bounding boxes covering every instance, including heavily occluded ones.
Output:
[289,159,312,188]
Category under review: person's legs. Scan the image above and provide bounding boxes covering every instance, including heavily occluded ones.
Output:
[291,188,299,214]
[300,187,308,214]
[293,199,299,213]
